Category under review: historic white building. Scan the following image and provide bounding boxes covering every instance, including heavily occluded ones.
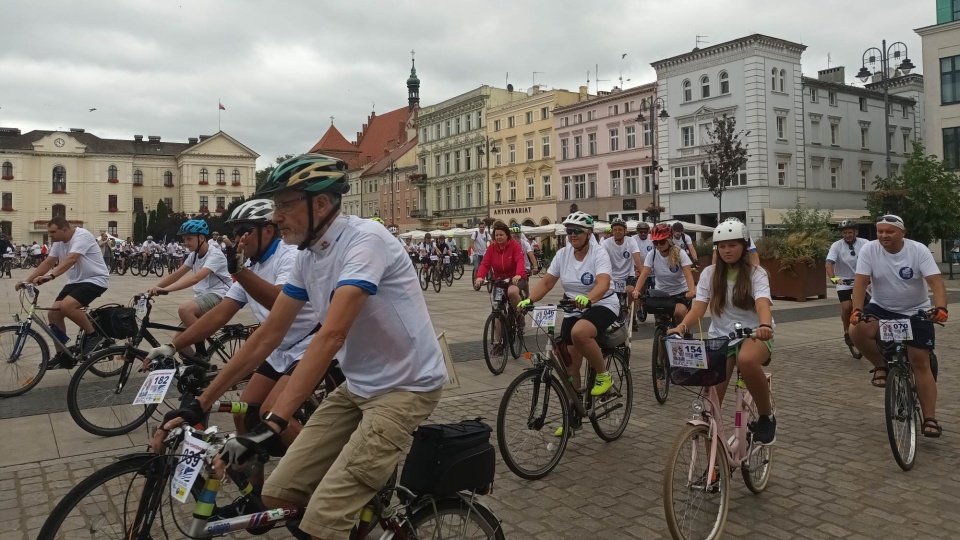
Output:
[0,128,258,242]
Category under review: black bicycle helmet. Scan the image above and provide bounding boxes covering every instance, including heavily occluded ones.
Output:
[254,153,350,198]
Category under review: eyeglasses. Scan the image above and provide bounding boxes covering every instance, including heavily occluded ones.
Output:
[565,228,586,236]
[653,239,669,246]
[638,230,649,234]
[274,195,309,214]
[233,226,256,238]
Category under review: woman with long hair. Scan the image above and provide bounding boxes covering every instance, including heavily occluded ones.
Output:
[632,223,695,324]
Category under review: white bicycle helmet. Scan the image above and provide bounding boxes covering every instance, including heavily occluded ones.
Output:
[226,199,274,225]
[722,216,741,223]
[839,219,857,230]
[562,211,594,228]
[388,226,399,234]
[713,220,749,243]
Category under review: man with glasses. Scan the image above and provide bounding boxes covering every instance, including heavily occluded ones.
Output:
[849,214,948,438]
[826,220,869,354]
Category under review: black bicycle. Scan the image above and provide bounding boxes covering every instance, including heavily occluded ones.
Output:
[481,279,525,375]
[647,290,691,405]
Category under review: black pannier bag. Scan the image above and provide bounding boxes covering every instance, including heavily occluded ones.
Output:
[91,304,138,340]
[645,290,678,316]
[400,419,495,496]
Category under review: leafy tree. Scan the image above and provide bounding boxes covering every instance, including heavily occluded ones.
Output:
[154,199,170,224]
[700,114,750,220]
[133,212,147,243]
[256,154,297,189]
[865,141,960,246]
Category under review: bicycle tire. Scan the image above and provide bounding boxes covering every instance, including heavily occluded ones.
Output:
[444,265,454,287]
[482,312,508,375]
[68,346,157,437]
[508,312,525,360]
[497,369,570,480]
[471,266,481,291]
[741,393,774,493]
[407,496,505,540]
[453,260,465,280]
[589,348,633,442]
[433,268,443,293]
[419,266,430,291]
[663,424,730,540]
[152,261,164,277]
[0,325,49,397]
[885,364,917,471]
[652,326,670,405]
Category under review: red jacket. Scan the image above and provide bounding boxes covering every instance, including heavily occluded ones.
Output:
[478,239,526,280]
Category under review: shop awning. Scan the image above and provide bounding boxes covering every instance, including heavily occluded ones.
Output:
[763,208,871,227]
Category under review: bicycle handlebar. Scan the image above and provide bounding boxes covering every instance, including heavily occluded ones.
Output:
[858,309,945,327]
[518,298,588,314]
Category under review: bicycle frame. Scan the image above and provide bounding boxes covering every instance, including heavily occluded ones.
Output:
[12,288,86,357]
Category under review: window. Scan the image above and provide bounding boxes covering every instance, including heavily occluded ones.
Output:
[454,150,461,173]
[444,120,451,136]
[861,169,869,190]
[682,80,692,102]
[624,168,639,195]
[643,123,653,147]
[525,111,533,124]
[941,55,960,104]
[526,140,534,161]
[160,170,171,187]
[779,69,786,92]
[828,92,837,106]
[465,184,473,207]
[494,119,501,131]
[561,138,569,160]
[455,117,461,134]
[587,133,597,156]
[809,87,818,103]
[587,111,595,121]
[164,197,173,211]
[232,169,241,184]
[465,149,472,171]
[626,125,636,149]
[701,76,710,98]
[810,120,821,144]
[542,175,552,197]
[830,166,839,189]
[508,144,516,164]
[574,136,582,158]
[508,180,516,201]
[611,170,622,196]
[719,71,729,94]
[108,165,118,182]
[859,97,868,112]
[527,177,535,199]
[199,168,209,183]
[732,171,748,187]
[508,116,515,128]
[476,110,482,128]
[133,169,143,186]
[434,124,440,139]
[778,163,788,186]
[495,182,502,203]
[903,132,910,153]
[541,107,550,120]
[771,68,777,89]
[216,196,225,211]
[1,161,11,179]
[52,165,66,192]
[495,150,502,166]
[574,174,587,198]
[216,169,225,184]
[588,173,597,198]
[830,123,839,146]
[199,196,208,210]
[444,153,450,174]
[542,136,550,158]
[421,127,429,142]
[624,101,631,113]
[455,185,462,209]
[107,221,117,235]
[477,182,483,206]
[609,129,619,151]
[465,114,472,132]
[903,105,909,119]
[861,127,869,149]
[575,113,583,124]
[436,190,441,211]
[642,166,654,193]
[776,116,786,140]
[445,187,451,209]
[673,166,697,191]
[133,198,143,213]
[610,104,619,115]
[52,203,66,218]
[1,192,11,211]
[435,156,441,177]
[681,126,695,147]
[887,131,894,152]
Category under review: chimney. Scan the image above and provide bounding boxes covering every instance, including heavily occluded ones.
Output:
[579,86,588,100]
[69,128,85,133]
[134,135,143,141]
[532,85,541,94]
[188,137,198,144]
[817,66,845,84]
[199,135,211,141]
[148,136,161,142]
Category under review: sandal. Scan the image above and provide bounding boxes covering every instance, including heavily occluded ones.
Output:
[870,367,887,388]
[922,418,943,438]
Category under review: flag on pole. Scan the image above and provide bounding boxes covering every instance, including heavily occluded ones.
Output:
[219,101,226,111]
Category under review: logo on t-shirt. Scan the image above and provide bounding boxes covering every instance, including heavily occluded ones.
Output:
[621,251,630,259]
[580,272,595,286]
[646,246,653,252]
[669,265,680,273]
[898,267,914,280]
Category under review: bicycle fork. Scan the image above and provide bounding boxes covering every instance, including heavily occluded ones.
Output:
[8,321,32,363]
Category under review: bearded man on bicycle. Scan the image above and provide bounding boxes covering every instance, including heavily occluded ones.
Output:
[849,214,948,438]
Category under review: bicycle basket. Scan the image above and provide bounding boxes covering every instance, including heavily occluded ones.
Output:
[91,304,138,340]
[669,337,730,387]
[399,419,495,496]
[645,290,677,316]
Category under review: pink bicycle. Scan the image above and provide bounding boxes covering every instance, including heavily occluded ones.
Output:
[662,324,774,540]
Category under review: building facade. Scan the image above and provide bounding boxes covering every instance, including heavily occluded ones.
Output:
[415,85,513,229]
[367,137,422,232]
[553,84,658,223]
[917,2,960,169]
[486,86,582,226]
[0,128,257,242]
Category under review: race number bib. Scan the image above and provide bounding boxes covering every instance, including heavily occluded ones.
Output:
[493,287,504,302]
[531,306,557,329]
[879,319,913,342]
[666,339,708,370]
[135,297,148,319]
[430,255,438,262]
[132,369,176,405]
[443,256,450,264]
[613,280,626,293]
[170,432,210,503]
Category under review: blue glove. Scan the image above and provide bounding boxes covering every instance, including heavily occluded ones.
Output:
[574,294,591,307]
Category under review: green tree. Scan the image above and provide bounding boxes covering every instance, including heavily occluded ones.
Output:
[700,114,750,220]
[155,199,170,224]
[865,141,960,246]
[133,212,147,243]
[256,154,297,189]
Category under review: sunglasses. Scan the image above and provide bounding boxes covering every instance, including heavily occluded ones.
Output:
[565,228,586,236]
[653,239,669,246]
[233,226,256,238]
[876,215,903,226]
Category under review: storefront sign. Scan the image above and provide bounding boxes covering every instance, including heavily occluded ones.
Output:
[492,206,533,216]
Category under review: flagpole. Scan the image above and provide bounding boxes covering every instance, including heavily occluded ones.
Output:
[218,99,221,131]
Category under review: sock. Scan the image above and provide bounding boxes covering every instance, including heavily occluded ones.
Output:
[51,325,70,344]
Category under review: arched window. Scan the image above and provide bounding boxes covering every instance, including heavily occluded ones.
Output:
[771,67,778,89]
[779,69,786,92]
[700,76,710,99]
[1,161,12,180]
[108,165,118,182]
[163,171,173,187]
[719,71,730,95]
[216,169,225,184]
[199,168,209,183]
[682,80,692,102]
[52,166,67,192]
[133,169,143,186]
[52,204,66,219]
[232,169,240,184]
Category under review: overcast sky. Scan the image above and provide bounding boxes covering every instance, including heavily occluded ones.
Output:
[2,0,931,169]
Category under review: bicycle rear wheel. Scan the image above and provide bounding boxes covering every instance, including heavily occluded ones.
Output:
[663,424,730,540]
[0,325,49,397]
[407,497,505,540]
[68,346,156,437]
[885,364,917,471]
[482,313,508,375]
[742,394,774,493]
[497,370,570,480]
[652,326,670,404]
[589,348,633,441]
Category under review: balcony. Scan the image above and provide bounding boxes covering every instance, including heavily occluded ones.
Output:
[410,209,429,219]
[133,182,143,188]
[407,173,428,187]
[216,181,227,186]
[108,178,119,184]
[198,180,209,186]
[430,206,486,218]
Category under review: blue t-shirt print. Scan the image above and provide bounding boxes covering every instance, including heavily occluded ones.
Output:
[580,272,595,286]
[899,267,914,280]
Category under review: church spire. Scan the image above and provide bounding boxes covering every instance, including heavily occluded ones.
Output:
[407,49,420,111]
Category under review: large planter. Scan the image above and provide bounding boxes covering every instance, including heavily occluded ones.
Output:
[759,258,827,302]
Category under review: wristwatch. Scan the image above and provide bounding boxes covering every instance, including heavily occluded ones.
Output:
[47,273,56,280]
[262,411,289,433]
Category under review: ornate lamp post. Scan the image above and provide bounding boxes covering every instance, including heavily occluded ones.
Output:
[856,41,915,180]
[636,97,670,224]
[477,137,499,225]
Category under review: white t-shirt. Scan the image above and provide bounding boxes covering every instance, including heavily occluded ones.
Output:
[547,242,619,317]
[518,235,534,271]
[30,244,41,256]
[49,228,110,287]
[142,241,157,253]
[826,238,869,291]
[696,264,774,339]
[282,214,447,398]
[855,239,940,314]
[645,248,693,296]
[472,230,491,256]
[419,241,436,257]
[672,233,694,252]
[634,235,655,258]
[601,237,640,280]
[186,246,231,298]
[225,239,321,373]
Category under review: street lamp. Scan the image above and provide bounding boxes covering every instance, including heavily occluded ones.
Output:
[477,137,500,225]
[856,40,915,181]
[387,160,397,227]
[636,97,670,224]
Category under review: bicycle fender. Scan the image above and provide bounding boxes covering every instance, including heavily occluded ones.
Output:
[686,418,709,428]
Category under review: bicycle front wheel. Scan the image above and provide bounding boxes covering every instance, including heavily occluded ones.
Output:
[68,346,156,437]
[407,497,505,540]
[471,266,481,291]
[652,326,670,404]
[663,424,730,540]
[589,348,633,442]
[885,364,917,471]
[482,312,508,375]
[152,261,164,277]
[497,369,570,480]
[0,325,49,397]
[453,260,465,280]
[433,269,443,293]
[444,265,454,286]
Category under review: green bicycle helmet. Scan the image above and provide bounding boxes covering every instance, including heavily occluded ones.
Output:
[509,224,522,234]
[178,219,210,236]
[254,153,350,198]
[371,217,385,225]
[604,226,613,233]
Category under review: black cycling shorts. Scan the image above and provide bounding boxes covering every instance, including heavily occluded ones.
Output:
[864,303,935,350]
[559,306,618,346]
[626,276,638,287]
[56,282,107,307]
[254,361,285,382]
[837,290,872,304]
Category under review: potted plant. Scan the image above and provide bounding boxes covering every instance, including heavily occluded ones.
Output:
[755,201,834,302]
[645,204,666,222]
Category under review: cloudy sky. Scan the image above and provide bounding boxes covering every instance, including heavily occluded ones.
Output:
[2,1,932,169]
